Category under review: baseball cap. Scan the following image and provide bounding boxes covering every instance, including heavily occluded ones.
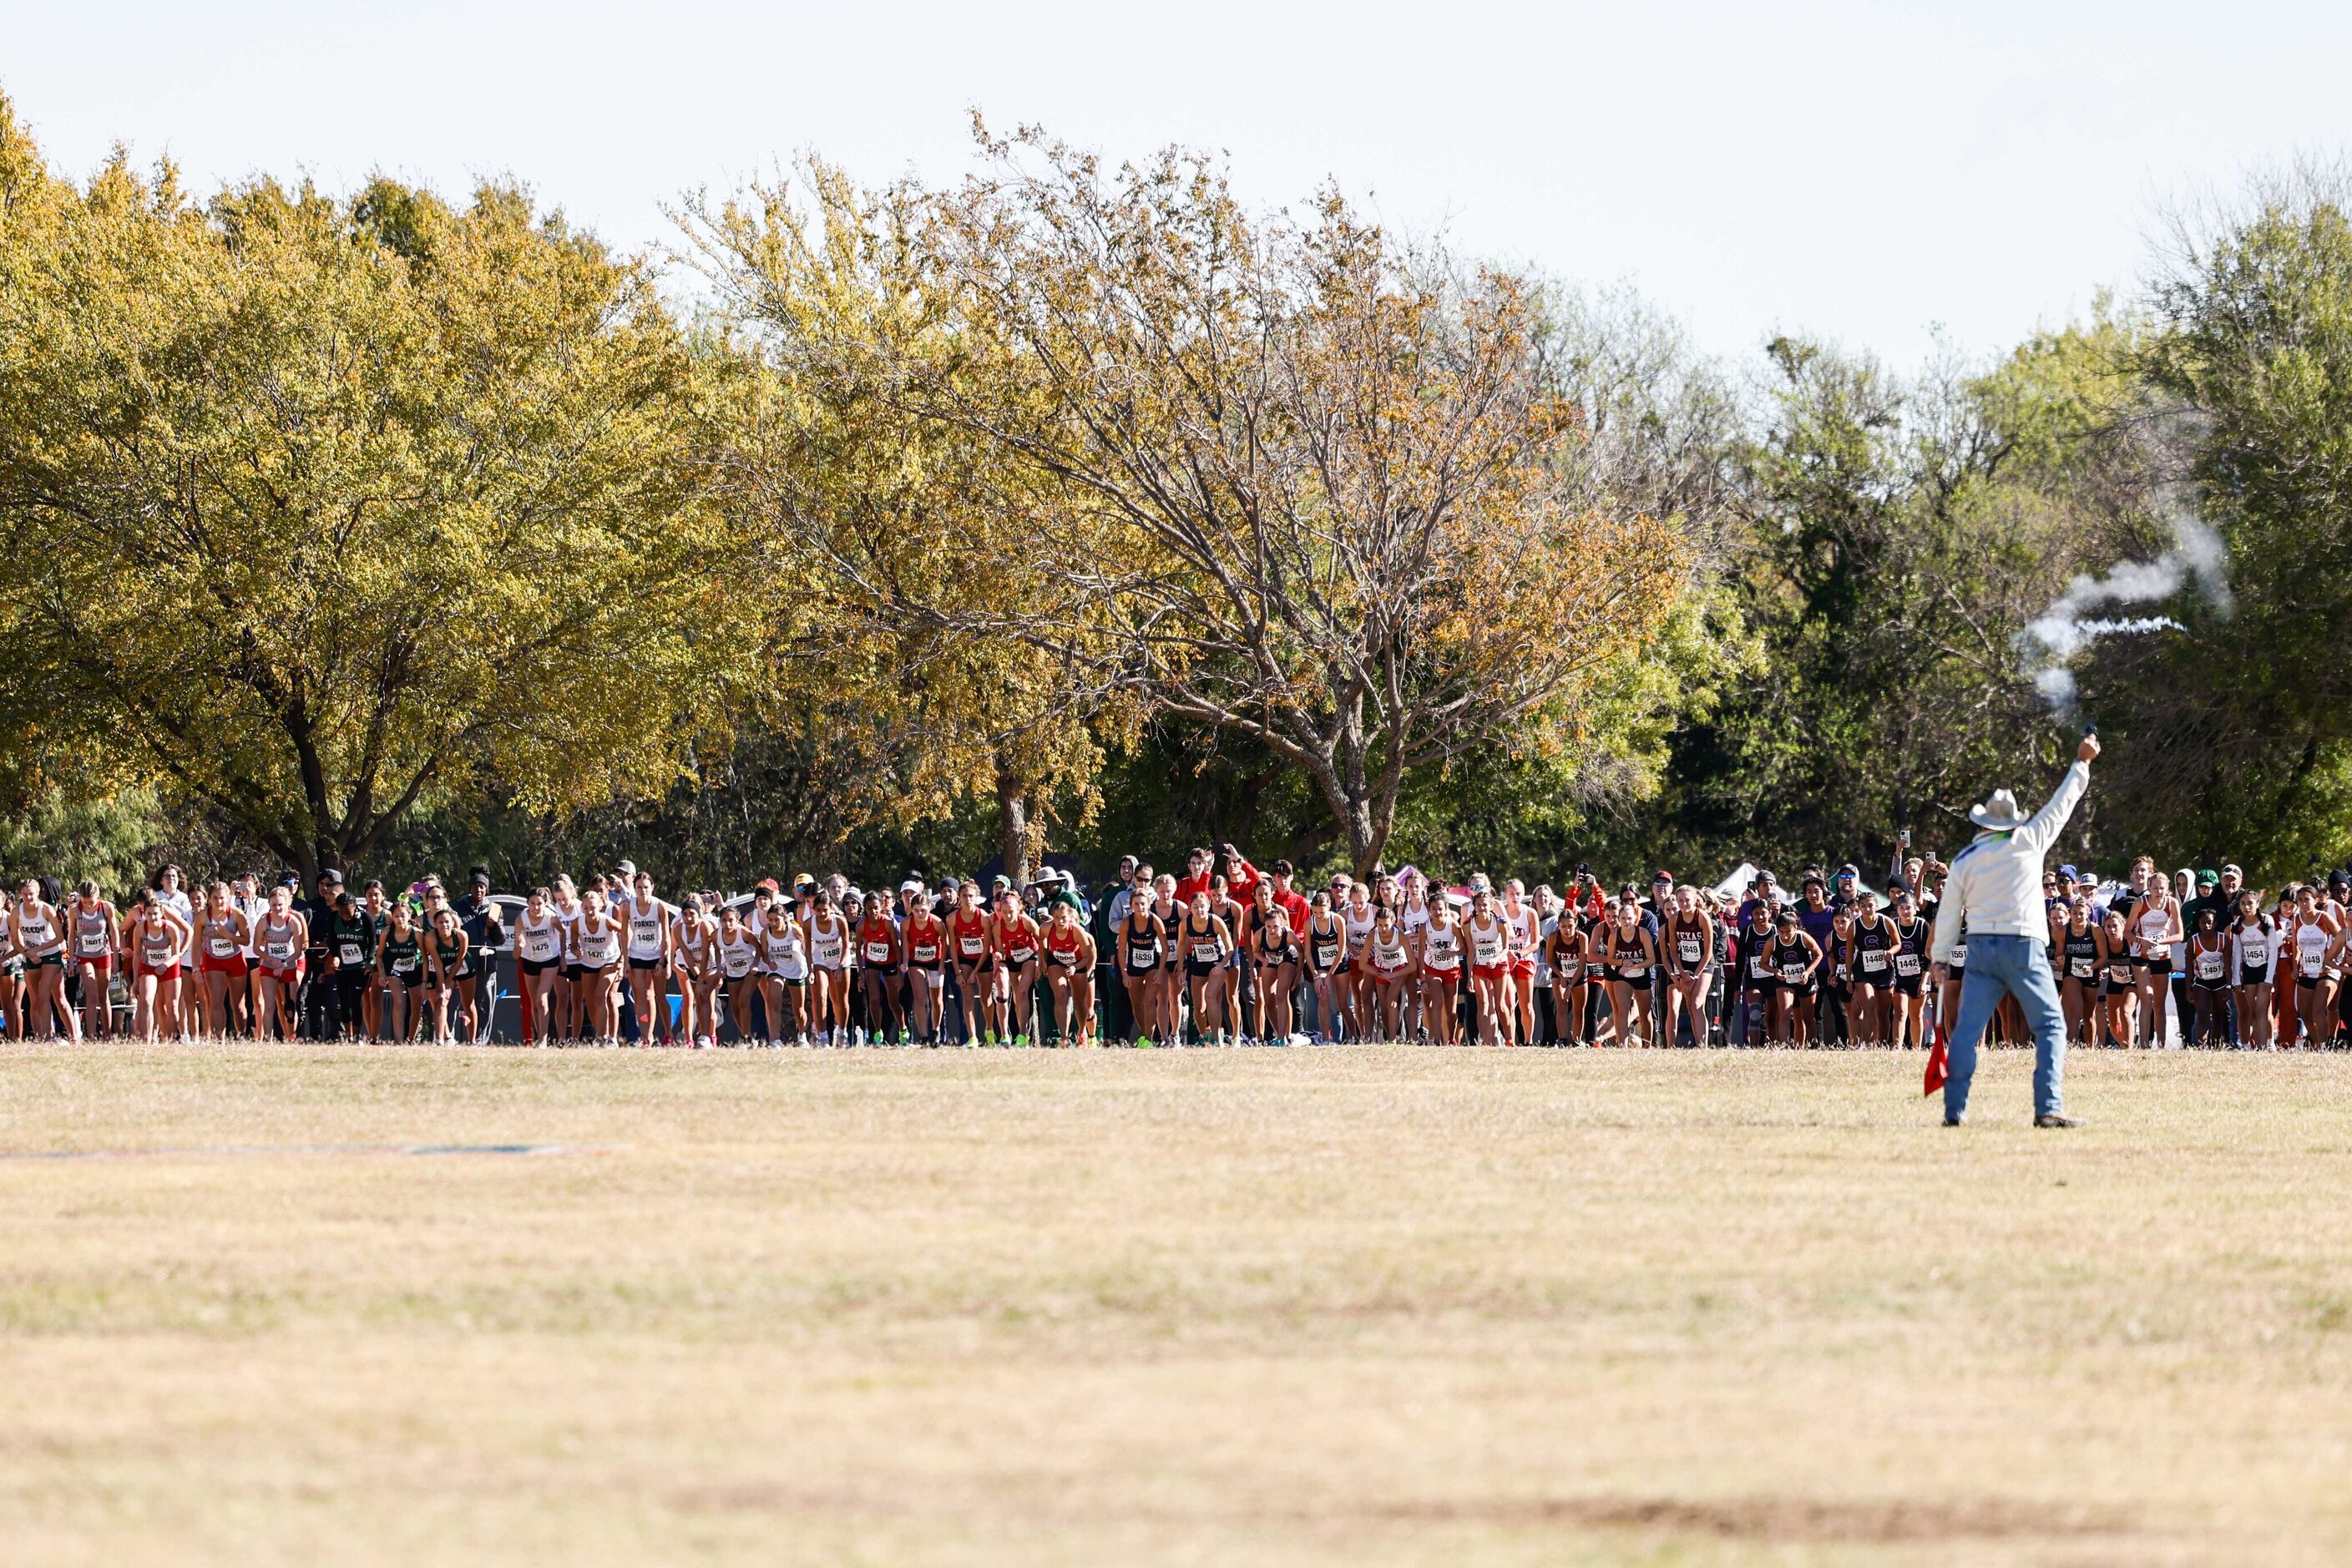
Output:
[900,878,922,893]
[615,859,636,877]
[1652,869,1673,885]
[1837,862,1859,879]
[2197,868,2219,887]
[2056,864,2078,880]
[792,873,816,891]
[319,868,344,885]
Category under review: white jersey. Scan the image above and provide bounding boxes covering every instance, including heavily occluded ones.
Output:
[552,899,584,961]
[626,898,670,963]
[1420,919,1462,972]
[1343,904,1376,956]
[807,913,847,971]
[1467,914,1508,968]
[718,928,758,979]
[234,895,265,957]
[518,911,563,964]
[576,914,621,969]
[761,920,807,980]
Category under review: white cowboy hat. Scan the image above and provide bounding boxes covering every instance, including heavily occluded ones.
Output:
[1969,789,2031,831]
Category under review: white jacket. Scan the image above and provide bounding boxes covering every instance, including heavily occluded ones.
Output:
[1929,761,2090,962]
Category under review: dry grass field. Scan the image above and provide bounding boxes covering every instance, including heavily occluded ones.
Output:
[3,1042,2349,1566]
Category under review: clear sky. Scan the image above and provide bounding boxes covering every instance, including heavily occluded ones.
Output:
[5,2,2345,368]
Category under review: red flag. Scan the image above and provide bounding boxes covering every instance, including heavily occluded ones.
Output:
[1923,1022,1949,1096]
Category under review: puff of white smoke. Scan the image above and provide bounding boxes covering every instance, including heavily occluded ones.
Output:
[2019,503,2232,715]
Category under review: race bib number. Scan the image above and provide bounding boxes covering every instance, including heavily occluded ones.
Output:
[340,941,364,964]
[209,937,236,958]
[393,954,417,974]
[1894,953,1920,977]
[1950,943,1967,966]
[864,942,892,964]
[1677,936,1702,964]
[2196,953,2225,981]
[1779,962,1806,983]
[2069,956,2095,979]
[1860,948,1888,973]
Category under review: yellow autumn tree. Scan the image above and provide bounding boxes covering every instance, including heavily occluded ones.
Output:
[0,98,756,878]
[689,164,1120,880]
[709,126,1697,877]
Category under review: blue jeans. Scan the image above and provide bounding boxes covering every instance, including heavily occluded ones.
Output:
[1945,934,2067,1120]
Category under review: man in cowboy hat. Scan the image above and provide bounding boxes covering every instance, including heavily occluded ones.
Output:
[1930,732,2101,1127]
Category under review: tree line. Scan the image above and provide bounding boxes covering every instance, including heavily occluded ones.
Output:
[3,98,2349,893]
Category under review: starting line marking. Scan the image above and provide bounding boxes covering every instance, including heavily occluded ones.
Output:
[0,1142,585,1161]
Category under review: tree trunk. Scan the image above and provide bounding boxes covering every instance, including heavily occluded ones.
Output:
[995,766,1031,885]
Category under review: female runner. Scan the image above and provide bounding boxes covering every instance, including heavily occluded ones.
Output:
[514,888,565,1048]
[192,882,252,1039]
[1116,878,1167,1045]
[1208,875,1249,1039]
[2097,910,2137,1049]
[65,883,119,1039]
[254,884,309,1041]
[423,904,470,1044]
[1598,896,1659,1047]
[1498,881,1540,1047]
[712,903,757,1044]
[1042,900,1097,1045]
[1176,892,1233,1045]
[1251,883,1308,1044]
[1148,875,1181,1043]
[1247,890,1297,1043]
[1846,893,1897,1046]
[1417,893,1466,1045]
[1768,908,1822,1047]
[574,888,625,1044]
[1543,900,1588,1046]
[1884,888,1930,1049]
[670,894,717,1049]
[1462,889,1514,1046]
[943,882,994,1046]
[2128,873,2184,1047]
[758,895,809,1045]
[2056,899,2103,1045]
[375,903,426,1042]
[624,873,674,1046]
[804,889,851,1046]
[855,891,903,1045]
[2290,884,2343,1047]
[1363,903,1414,1041]
[1663,884,1714,1050]
[1338,880,1378,1041]
[992,888,1042,1047]
[548,875,586,1043]
[2230,888,2276,1050]
[10,881,73,1042]
[2184,905,2233,1046]
[898,890,944,1045]
[1303,890,1346,1044]
[126,891,189,1042]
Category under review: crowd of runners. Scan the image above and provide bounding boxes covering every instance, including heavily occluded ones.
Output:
[0,844,2347,1051]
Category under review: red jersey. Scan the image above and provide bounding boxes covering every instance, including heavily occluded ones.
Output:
[946,910,990,964]
[857,918,899,968]
[1272,887,1311,938]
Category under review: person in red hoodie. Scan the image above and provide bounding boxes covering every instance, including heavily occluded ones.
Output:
[1267,859,1312,943]
[1172,847,1215,908]
[1216,843,1262,910]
